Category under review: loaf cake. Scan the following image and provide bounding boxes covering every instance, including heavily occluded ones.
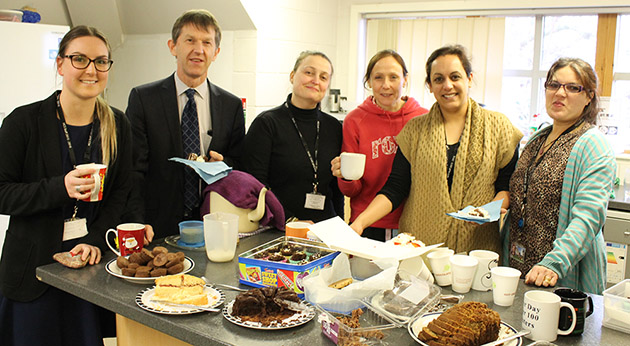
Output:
[153,274,208,306]
[417,302,501,346]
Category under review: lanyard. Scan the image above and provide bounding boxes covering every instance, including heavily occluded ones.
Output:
[56,91,95,167]
[518,120,582,228]
[446,143,458,181]
[285,102,320,193]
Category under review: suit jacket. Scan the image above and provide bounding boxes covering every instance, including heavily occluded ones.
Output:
[125,74,245,239]
[0,93,133,302]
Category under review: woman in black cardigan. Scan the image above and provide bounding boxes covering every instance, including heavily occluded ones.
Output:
[0,26,132,345]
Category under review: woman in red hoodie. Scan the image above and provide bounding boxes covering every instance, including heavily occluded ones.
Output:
[331,50,428,241]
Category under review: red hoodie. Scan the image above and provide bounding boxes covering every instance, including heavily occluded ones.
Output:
[339,96,428,228]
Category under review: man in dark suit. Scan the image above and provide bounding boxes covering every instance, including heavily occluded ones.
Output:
[125,9,245,239]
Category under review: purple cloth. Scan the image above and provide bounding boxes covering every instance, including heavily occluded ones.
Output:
[201,170,285,230]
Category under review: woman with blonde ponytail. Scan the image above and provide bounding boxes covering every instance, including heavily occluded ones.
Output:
[0,25,133,345]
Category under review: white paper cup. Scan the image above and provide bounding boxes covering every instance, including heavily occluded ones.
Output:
[449,255,478,293]
[340,152,366,180]
[427,248,454,286]
[469,250,499,291]
[491,266,521,306]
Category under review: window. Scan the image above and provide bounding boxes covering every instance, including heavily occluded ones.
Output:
[612,14,630,122]
[501,15,598,136]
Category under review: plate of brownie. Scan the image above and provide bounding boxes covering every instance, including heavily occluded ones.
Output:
[408,302,522,346]
[222,286,315,330]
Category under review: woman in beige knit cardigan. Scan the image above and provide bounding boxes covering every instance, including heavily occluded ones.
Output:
[349,45,522,254]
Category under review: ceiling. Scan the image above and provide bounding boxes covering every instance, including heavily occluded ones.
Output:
[4,0,256,47]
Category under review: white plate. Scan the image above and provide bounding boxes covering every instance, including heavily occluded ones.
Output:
[135,285,224,315]
[408,312,522,346]
[105,256,194,284]
[222,300,315,330]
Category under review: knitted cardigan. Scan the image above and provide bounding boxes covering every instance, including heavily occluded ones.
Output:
[536,128,615,294]
[396,99,522,253]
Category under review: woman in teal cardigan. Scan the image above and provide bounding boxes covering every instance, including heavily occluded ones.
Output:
[508,57,615,294]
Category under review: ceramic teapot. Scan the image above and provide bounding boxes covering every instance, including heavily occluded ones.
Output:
[208,187,267,233]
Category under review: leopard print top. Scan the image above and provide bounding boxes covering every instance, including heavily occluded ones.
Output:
[508,123,592,276]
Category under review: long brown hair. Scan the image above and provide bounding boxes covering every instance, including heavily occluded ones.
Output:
[545,58,599,125]
[57,25,117,166]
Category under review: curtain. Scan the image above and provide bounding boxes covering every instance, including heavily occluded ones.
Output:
[365,17,506,110]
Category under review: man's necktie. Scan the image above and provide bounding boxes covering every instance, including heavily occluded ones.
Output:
[182,88,200,210]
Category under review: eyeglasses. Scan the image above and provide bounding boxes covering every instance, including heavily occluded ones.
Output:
[64,54,113,72]
[544,81,585,94]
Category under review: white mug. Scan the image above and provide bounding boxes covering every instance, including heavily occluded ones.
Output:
[469,250,499,291]
[340,152,366,180]
[522,290,577,341]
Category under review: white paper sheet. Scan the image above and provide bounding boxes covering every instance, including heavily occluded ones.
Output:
[309,217,442,261]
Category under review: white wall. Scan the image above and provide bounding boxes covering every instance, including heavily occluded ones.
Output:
[240,0,340,123]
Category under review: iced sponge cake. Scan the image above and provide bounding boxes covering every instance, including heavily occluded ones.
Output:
[153,274,208,306]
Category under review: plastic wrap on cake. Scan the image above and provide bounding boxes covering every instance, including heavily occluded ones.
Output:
[363,269,441,326]
[317,299,397,346]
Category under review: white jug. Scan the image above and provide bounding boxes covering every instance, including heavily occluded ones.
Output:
[209,187,267,233]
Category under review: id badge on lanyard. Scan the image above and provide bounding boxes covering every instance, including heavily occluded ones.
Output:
[305,183,325,210]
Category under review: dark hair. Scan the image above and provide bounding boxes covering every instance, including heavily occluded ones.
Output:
[172,9,222,47]
[292,50,334,76]
[545,58,599,125]
[363,49,408,88]
[58,25,111,59]
[425,44,472,86]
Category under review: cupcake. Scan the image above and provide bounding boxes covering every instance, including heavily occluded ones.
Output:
[292,244,305,253]
[267,253,286,262]
[253,250,270,260]
[289,251,307,264]
[309,252,323,261]
[266,245,281,253]
[280,246,294,257]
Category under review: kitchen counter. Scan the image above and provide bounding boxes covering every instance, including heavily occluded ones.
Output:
[37,230,627,345]
[609,185,630,212]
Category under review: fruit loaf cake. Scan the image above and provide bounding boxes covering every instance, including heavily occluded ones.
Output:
[417,301,501,346]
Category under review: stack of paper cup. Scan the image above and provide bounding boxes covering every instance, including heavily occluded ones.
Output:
[491,266,521,306]
[427,248,454,286]
[449,255,479,293]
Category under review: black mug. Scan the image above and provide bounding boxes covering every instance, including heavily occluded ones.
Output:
[553,287,593,335]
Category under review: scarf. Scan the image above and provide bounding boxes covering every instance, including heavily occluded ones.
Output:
[396,99,522,253]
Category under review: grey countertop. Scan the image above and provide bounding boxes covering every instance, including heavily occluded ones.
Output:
[609,185,630,212]
[37,229,628,345]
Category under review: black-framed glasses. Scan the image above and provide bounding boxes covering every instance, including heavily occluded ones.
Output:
[64,54,113,72]
[544,81,585,94]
